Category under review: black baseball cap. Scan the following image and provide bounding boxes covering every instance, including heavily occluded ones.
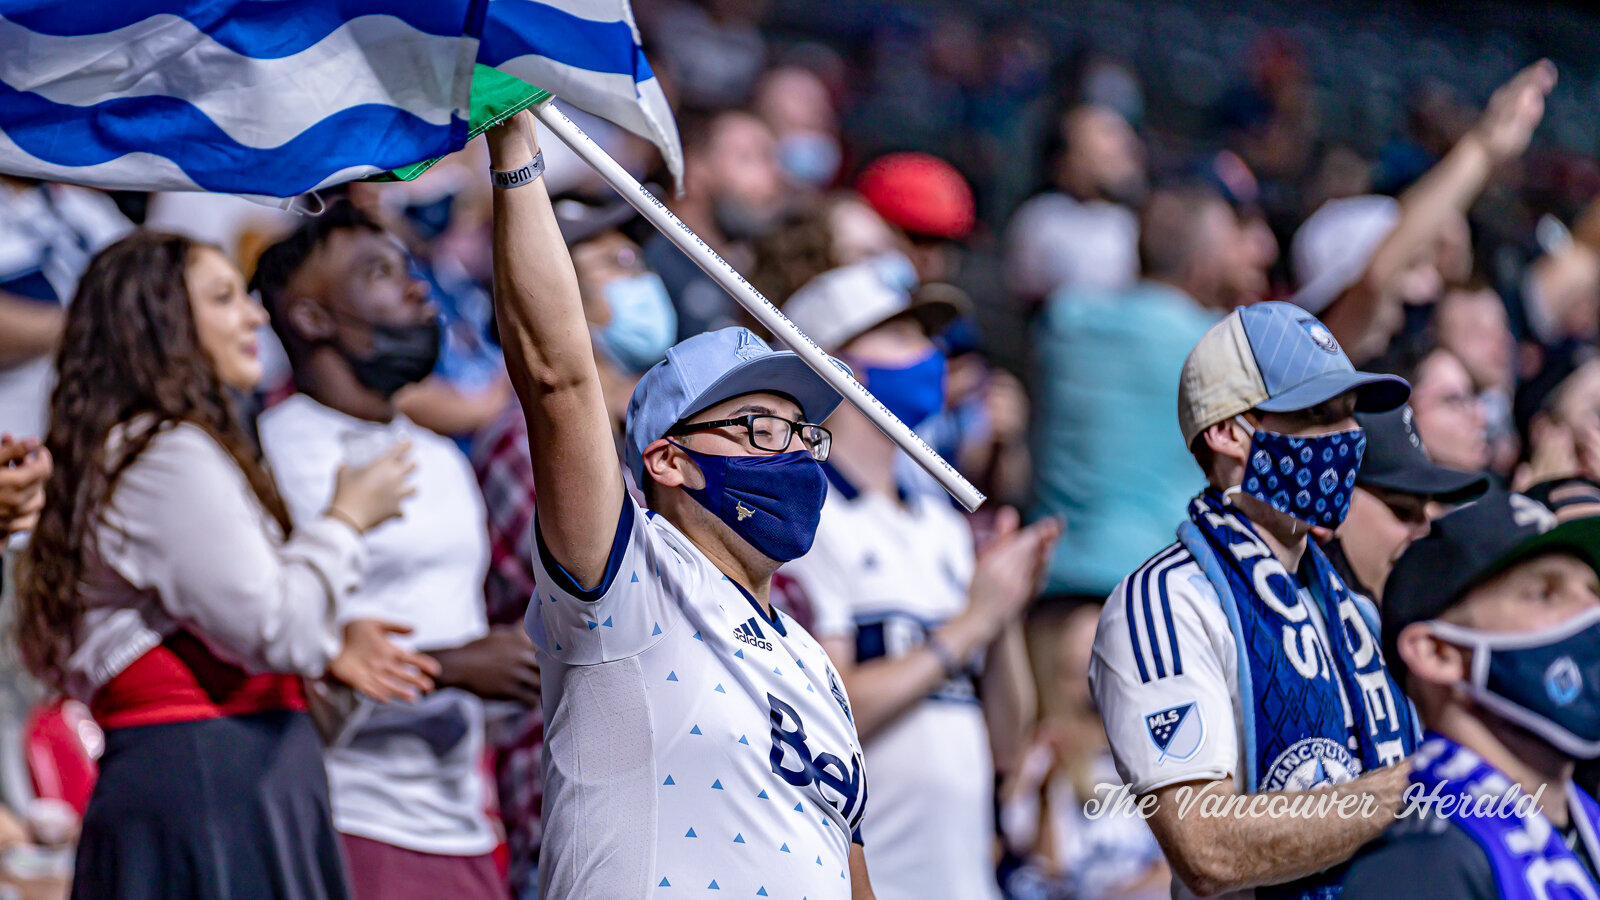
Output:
[1382,488,1600,683]
[1355,406,1488,504]
[552,194,640,247]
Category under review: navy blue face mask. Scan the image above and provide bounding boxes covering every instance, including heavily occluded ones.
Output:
[1429,606,1600,759]
[669,442,828,562]
[862,348,947,428]
[1235,416,1366,528]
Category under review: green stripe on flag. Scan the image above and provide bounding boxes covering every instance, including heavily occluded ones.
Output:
[369,65,553,183]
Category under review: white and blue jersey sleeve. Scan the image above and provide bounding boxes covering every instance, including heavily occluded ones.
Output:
[1089,544,1242,796]
[524,491,697,664]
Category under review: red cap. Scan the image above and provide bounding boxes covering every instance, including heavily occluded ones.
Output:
[854,153,975,241]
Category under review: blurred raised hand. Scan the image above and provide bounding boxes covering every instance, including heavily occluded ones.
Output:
[1470,59,1557,164]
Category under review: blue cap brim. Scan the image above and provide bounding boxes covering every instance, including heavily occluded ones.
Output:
[1254,371,1410,415]
[679,351,847,426]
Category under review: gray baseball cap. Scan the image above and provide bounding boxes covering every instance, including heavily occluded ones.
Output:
[623,327,847,487]
[1178,301,1410,446]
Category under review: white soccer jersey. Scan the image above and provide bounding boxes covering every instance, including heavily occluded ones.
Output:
[527,492,867,899]
[1088,541,1394,900]
[781,468,997,900]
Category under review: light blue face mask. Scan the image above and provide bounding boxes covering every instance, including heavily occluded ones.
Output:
[776,131,842,188]
[596,273,677,373]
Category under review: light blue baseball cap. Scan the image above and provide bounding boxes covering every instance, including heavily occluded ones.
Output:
[624,327,847,487]
[1177,301,1410,445]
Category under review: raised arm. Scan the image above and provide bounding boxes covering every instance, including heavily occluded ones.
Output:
[1323,60,1554,361]
[487,112,626,589]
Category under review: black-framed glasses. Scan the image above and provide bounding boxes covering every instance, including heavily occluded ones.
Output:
[665,414,832,461]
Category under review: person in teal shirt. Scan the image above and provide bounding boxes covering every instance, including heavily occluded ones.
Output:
[1030,185,1269,602]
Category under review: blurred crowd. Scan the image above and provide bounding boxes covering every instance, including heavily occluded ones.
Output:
[1,1,1599,898]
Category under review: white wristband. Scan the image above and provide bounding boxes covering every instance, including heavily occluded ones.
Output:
[491,151,545,189]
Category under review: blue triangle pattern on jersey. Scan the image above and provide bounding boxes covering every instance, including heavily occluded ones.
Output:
[685,827,697,837]
[815,856,822,865]
[666,671,678,682]
[757,790,769,799]
[663,775,675,785]
[758,889,768,897]
[631,572,640,583]
[586,620,598,630]
[734,649,744,659]
[693,631,703,641]
[795,802,804,812]
[779,843,789,852]
[715,684,726,693]
[737,735,749,745]
[733,833,744,843]
[652,623,662,636]
[690,725,702,735]
[553,642,561,651]
[712,779,723,790]
[806,683,814,692]
[659,877,670,887]
[772,667,781,675]
[796,659,804,668]
[708,881,719,890]
[601,616,613,627]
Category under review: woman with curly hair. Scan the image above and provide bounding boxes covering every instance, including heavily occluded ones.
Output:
[15,231,439,899]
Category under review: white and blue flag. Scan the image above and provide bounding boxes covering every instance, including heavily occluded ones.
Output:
[478,0,680,180]
[0,0,680,198]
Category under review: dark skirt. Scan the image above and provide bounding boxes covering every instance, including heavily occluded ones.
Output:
[71,710,350,900]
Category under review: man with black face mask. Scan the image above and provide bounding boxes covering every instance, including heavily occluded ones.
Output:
[641,109,787,341]
[1343,491,1600,898]
[1089,302,1418,900]
[487,113,877,899]
[251,201,539,899]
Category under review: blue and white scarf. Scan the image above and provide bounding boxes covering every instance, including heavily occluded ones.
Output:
[1410,733,1600,900]
[1179,489,1418,899]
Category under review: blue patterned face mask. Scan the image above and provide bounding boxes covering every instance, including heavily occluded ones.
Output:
[1234,415,1367,528]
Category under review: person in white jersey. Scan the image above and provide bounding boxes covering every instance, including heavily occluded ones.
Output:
[486,113,876,898]
[779,260,1060,900]
[1089,302,1419,900]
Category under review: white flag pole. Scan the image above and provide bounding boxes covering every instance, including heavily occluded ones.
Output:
[532,101,986,512]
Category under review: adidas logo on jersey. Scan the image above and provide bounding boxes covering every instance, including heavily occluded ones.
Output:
[734,617,773,652]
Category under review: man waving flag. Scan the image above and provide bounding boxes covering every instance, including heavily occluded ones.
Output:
[0,0,680,197]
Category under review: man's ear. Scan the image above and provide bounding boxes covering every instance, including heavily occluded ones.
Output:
[285,295,335,343]
[1398,621,1470,688]
[1202,417,1251,465]
[642,439,704,493]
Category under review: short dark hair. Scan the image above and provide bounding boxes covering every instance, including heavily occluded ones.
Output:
[1137,185,1229,281]
[250,199,385,357]
[1190,432,1219,482]
[1367,331,1445,387]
